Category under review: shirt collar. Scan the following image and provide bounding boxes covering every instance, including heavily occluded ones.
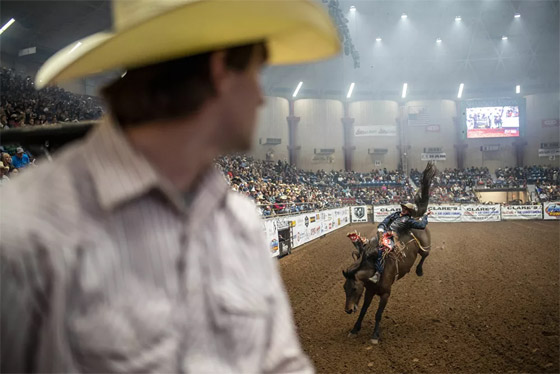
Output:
[83,120,229,215]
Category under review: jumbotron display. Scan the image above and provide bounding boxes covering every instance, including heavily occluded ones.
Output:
[466,106,520,138]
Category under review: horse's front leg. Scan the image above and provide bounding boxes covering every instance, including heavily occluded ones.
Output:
[416,250,429,276]
[348,289,374,338]
[371,292,390,344]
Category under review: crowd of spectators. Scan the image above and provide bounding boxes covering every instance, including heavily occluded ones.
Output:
[0,146,35,185]
[0,67,103,129]
[410,167,489,203]
[216,156,415,216]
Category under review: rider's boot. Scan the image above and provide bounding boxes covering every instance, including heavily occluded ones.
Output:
[369,271,380,283]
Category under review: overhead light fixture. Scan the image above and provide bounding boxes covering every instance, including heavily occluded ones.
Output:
[514,13,521,18]
[401,13,408,19]
[502,35,508,41]
[402,83,408,98]
[455,16,462,21]
[516,85,521,94]
[0,18,15,35]
[436,38,442,44]
[293,81,303,98]
[350,5,356,11]
[376,37,382,42]
[69,41,82,54]
[457,83,464,99]
[347,82,355,99]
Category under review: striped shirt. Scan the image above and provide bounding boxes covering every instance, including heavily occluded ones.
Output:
[0,121,312,373]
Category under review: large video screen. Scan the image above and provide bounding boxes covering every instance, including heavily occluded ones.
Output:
[466,106,520,138]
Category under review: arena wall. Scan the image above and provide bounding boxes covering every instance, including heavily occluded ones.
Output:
[294,99,344,171]
[251,96,290,162]
[252,93,559,172]
[350,100,400,172]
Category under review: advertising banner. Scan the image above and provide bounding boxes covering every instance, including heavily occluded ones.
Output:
[501,205,543,220]
[421,152,447,161]
[351,206,369,223]
[354,126,397,137]
[461,204,501,222]
[262,220,280,257]
[543,202,560,220]
[373,205,401,222]
[538,148,560,157]
[428,204,462,222]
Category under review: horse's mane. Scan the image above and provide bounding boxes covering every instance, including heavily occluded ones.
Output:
[344,243,377,277]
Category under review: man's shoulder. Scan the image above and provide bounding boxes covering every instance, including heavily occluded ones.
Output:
[224,191,262,227]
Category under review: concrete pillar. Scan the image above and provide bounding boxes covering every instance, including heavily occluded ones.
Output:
[341,102,355,171]
[513,139,528,167]
[286,100,301,167]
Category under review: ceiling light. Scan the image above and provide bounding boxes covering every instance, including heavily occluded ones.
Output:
[516,85,521,94]
[502,36,508,41]
[455,16,462,21]
[457,83,464,99]
[347,83,355,99]
[436,38,442,44]
[514,13,521,18]
[401,13,408,19]
[0,18,15,35]
[293,81,303,98]
[69,42,82,54]
[376,37,382,42]
[402,83,408,98]
[350,5,356,11]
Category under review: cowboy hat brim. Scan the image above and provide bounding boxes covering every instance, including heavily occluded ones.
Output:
[36,0,340,88]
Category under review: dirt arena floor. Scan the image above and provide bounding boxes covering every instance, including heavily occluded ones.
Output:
[279,221,559,374]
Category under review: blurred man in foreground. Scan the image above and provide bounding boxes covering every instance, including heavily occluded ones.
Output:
[0,0,340,372]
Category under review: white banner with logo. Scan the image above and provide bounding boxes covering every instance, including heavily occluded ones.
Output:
[538,148,560,157]
[262,219,280,257]
[543,202,560,220]
[501,205,543,220]
[461,204,501,222]
[354,126,397,137]
[428,204,462,222]
[350,205,369,222]
[373,205,401,222]
[421,152,447,161]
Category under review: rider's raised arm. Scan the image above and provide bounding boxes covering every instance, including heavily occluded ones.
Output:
[408,214,429,230]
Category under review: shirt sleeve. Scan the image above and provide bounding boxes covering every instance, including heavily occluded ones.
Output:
[261,259,314,374]
[408,215,428,230]
[380,211,398,228]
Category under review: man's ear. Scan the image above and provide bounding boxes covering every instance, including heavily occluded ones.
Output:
[209,51,231,96]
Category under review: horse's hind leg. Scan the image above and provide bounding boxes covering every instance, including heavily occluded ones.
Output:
[416,250,429,277]
[348,289,374,338]
[371,293,390,344]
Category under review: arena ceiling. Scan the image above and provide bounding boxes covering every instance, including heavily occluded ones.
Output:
[1,0,558,100]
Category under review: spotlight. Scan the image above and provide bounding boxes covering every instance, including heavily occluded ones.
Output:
[376,37,382,42]
[350,5,356,11]
[436,38,442,44]
[402,83,408,98]
[457,83,464,99]
[347,83,355,99]
[401,13,408,19]
[516,85,521,94]
[502,36,508,41]
[0,18,15,35]
[514,13,521,18]
[455,16,462,21]
[293,82,303,98]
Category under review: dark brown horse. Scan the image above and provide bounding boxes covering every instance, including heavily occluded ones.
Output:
[342,162,437,344]
[342,229,431,344]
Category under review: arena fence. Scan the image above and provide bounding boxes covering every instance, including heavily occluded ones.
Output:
[263,202,559,258]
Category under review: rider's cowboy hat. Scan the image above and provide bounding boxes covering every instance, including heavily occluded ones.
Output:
[400,203,417,215]
[35,0,340,88]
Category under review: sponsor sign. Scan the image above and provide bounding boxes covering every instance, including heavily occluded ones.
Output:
[421,152,447,161]
[426,125,440,132]
[354,126,397,137]
[543,202,560,220]
[428,204,462,222]
[373,205,401,222]
[408,106,431,126]
[542,119,559,128]
[538,148,560,157]
[351,205,368,223]
[501,205,543,220]
[262,220,280,257]
[461,204,501,222]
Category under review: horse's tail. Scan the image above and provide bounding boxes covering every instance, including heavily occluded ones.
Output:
[414,162,438,217]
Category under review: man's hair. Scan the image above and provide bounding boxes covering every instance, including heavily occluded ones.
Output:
[101,42,267,128]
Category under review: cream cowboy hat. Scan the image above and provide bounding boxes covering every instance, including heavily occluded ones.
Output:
[36,0,340,88]
[400,203,416,211]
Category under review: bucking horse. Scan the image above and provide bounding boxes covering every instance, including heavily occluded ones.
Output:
[342,162,437,344]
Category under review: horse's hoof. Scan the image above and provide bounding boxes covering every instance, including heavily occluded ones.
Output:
[348,332,358,338]
[370,339,379,345]
[416,268,423,277]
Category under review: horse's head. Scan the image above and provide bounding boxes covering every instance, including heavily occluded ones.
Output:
[342,269,366,314]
